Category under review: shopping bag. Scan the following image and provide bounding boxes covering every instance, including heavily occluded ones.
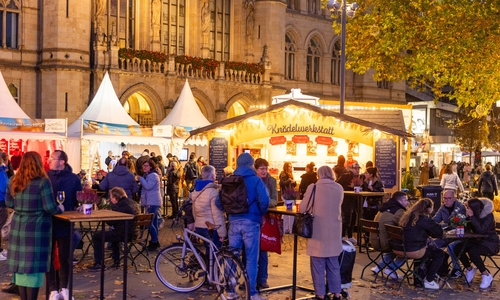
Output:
[260,213,282,254]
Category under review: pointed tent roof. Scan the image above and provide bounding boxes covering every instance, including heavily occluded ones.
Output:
[68,72,138,137]
[0,71,30,119]
[159,79,211,128]
[272,88,320,106]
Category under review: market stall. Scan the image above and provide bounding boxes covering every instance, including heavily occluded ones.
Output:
[187,99,412,192]
[0,71,66,157]
[67,72,170,175]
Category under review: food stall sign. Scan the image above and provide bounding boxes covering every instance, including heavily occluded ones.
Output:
[292,135,310,144]
[269,136,287,145]
[315,136,334,146]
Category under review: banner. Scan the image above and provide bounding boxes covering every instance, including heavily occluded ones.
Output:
[82,120,153,136]
[0,117,45,132]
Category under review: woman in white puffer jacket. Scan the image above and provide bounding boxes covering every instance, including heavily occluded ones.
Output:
[440,163,464,194]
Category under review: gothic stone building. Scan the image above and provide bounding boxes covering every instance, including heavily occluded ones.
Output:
[0,0,406,125]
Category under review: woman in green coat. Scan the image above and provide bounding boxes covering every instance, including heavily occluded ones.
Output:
[5,151,63,300]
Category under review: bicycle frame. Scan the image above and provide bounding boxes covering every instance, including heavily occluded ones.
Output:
[178,228,223,286]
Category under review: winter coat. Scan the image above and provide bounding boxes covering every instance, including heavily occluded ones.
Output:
[138,171,162,207]
[261,174,278,207]
[108,196,139,240]
[47,164,82,237]
[432,200,466,226]
[468,198,499,254]
[99,165,139,199]
[418,165,430,185]
[6,177,61,273]
[440,173,464,193]
[299,171,317,199]
[362,178,384,207]
[216,166,269,224]
[400,215,443,252]
[371,198,406,252]
[463,165,472,183]
[478,170,498,196]
[333,165,352,190]
[300,179,343,257]
[279,171,296,192]
[0,165,7,203]
[191,181,227,239]
[167,168,180,193]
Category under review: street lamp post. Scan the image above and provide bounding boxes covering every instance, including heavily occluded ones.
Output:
[327,0,358,115]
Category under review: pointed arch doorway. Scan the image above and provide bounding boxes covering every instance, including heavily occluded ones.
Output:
[124,93,153,126]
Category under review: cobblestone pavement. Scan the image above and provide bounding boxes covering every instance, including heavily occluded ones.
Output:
[1,217,500,300]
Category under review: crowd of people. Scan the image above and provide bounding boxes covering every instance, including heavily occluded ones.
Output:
[2,146,500,300]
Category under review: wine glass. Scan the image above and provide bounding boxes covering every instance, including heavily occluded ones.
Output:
[57,191,65,205]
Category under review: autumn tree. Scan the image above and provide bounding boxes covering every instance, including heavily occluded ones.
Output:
[335,0,500,116]
[454,107,489,164]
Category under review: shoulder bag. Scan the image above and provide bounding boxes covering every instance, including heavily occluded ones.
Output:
[292,185,316,238]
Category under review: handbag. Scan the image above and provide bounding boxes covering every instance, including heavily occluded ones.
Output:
[260,213,283,254]
[292,185,316,238]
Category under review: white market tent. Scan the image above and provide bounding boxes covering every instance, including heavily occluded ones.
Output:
[67,72,170,173]
[0,71,66,154]
[158,79,210,155]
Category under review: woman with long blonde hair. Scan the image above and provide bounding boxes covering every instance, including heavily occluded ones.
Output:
[5,151,63,300]
[398,198,444,290]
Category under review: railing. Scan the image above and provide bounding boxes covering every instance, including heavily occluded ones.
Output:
[118,58,262,84]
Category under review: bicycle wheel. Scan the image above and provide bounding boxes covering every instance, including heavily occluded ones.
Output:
[155,244,207,292]
[214,250,250,300]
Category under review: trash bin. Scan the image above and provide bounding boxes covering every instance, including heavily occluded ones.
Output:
[420,185,443,215]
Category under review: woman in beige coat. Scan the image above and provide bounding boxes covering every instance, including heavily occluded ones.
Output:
[300,166,343,300]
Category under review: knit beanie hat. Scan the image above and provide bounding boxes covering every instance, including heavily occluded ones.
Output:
[237,153,254,167]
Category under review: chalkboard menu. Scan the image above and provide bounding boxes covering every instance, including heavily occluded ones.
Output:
[375,139,397,189]
[209,137,228,180]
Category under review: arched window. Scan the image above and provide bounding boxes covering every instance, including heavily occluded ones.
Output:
[8,83,18,104]
[284,33,296,80]
[331,40,341,85]
[161,0,186,55]
[0,0,20,48]
[306,38,321,83]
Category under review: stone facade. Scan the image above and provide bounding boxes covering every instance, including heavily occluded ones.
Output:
[0,0,406,125]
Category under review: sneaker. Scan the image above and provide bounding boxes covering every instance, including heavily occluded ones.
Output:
[59,288,74,300]
[49,290,59,300]
[465,267,477,283]
[227,292,239,300]
[424,279,440,290]
[0,252,6,261]
[259,281,269,289]
[347,237,357,245]
[384,268,402,280]
[480,273,493,289]
[250,295,267,300]
[371,266,380,274]
[113,259,121,268]
[87,263,102,272]
[147,241,160,251]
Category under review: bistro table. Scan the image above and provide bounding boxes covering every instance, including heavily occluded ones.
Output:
[267,206,314,300]
[343,191,388,251]
[440,231,488,289]
[53,210,135,300]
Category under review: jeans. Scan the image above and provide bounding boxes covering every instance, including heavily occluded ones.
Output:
[145,205,160,243]
[195,227,221,256]
[377,253,405,271]
[455,240,493,273]
[228,219,260,296]
[258,250,269,284]
[310,256,341,296]
[435,238,461,270]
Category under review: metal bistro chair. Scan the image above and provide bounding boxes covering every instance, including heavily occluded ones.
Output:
[359,219,393,282]
[384,224,428,290]
[127,213,154,272]
[481,223,500,278]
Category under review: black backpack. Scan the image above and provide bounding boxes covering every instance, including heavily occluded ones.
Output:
[184,162,198,181]
[219,175,252,214]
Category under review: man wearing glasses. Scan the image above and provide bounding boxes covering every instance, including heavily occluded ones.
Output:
[433,190,467,278]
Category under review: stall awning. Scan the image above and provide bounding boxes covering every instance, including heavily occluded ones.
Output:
[187,100,413,145]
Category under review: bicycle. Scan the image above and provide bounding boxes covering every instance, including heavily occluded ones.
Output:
[155,222,250,299]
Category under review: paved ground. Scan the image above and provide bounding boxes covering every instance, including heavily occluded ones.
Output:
[1,217,500,300]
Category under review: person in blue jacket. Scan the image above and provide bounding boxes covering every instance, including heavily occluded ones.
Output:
[216,153,269,300]
[0,154,9,260]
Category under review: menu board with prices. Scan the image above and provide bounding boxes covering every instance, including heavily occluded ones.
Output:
[375,138,397,189]
[209,137,228,180]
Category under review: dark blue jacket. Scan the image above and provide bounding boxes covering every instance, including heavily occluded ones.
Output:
[216,166,269,224]
[99,165,139,199]
[0,165,7,205]
[47,164,82,237]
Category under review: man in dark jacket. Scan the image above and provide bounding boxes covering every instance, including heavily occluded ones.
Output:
[46,150,83,300]
[478,164,498,200]
[99,157,139,199]
[88,187,139,271]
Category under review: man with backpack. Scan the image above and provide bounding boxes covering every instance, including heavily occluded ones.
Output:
[183,153,200,192]
[217,153,269,300]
